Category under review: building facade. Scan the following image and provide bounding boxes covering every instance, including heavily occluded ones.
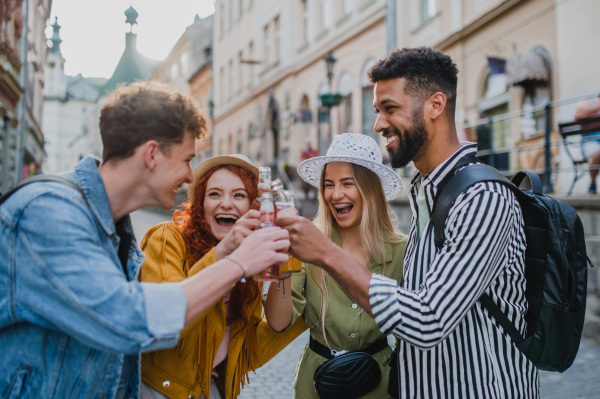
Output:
[212,0,393,189]
[211,0,600,195]
[1,0,51,192]
[151,14,213,165]
[42,18,104,174]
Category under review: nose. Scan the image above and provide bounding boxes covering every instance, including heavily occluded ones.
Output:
[185,164,193,184]
[332,185,344,200]
[374,113,389,134]
[220,194,234,209]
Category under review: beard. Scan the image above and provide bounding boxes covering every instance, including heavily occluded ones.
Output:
[386,108,428,169]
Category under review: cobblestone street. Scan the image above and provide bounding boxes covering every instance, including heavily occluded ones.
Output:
[239,333,600,399]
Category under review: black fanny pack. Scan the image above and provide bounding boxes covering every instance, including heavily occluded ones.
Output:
[311,336,388,399]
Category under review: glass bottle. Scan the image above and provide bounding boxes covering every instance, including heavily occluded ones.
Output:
[252,166,272,211]
[279,189,302,276]
[253,191,282,281]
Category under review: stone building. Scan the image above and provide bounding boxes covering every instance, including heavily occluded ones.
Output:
[42,18,105,174]
[211,0,600,195]
[151,14,213,165]
[212,0,391,189]
[0,0,51,192]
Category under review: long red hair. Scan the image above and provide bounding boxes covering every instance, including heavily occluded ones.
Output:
[174,164,260,334]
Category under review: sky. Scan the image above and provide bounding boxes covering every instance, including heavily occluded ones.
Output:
[47,1,215,78]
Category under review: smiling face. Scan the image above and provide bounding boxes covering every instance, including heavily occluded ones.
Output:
[323,162,363,232]
[203,168,252,241]
[373,78,428,169]
[152,132,196,209]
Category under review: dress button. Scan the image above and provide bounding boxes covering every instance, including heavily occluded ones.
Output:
[350,333,356,338]
[162,380,170,387]
[188,396,195,399]
[352,303,358,309]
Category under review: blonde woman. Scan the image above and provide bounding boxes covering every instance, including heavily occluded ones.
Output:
[265,133,407,398]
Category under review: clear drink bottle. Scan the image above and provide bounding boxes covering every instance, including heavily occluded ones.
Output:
[252,166,272,211]
[273,186,302,276]
[253,191,282,281]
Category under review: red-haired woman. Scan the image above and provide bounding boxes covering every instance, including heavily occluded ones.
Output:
[138,154,306,399]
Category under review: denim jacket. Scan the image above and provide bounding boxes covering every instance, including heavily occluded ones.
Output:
[0,156,187,399]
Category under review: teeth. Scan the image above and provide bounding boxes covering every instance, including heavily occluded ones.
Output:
[386,135,398,145]
[334,204,351,209]
[216,214,239,220]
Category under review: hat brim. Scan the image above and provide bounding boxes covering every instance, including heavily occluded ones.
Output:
[188,155,259,202]
[297,155,403,200]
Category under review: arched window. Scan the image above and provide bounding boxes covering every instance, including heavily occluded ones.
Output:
[361,58,377,140]
[338,72,353,133]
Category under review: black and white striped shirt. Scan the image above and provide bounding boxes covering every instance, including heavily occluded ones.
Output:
[370,144,539,398]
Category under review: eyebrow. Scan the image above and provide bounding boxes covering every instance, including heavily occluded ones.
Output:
[324,177,355,183]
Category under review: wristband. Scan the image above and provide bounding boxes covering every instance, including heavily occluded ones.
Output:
[225,256,246,282]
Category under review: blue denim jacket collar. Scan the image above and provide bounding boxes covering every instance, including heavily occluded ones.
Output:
[71,156,116,238]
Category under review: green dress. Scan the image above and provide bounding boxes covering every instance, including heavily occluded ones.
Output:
[289,233,406,399]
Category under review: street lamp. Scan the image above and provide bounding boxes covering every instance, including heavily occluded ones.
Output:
[325,51,336,86]
[319,51,342,155]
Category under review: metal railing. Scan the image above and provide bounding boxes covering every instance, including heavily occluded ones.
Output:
[459,93,599,195]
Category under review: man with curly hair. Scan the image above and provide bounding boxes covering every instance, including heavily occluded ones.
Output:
[277,47,539,398]
[0,81,290,398]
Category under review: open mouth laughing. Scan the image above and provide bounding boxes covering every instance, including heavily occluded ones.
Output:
[215,214,239,227]
[334,203,353,216]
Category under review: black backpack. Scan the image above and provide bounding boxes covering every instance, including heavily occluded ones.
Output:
[432,157,594,372]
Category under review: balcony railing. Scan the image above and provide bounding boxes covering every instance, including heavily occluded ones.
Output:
[459,94,599,195]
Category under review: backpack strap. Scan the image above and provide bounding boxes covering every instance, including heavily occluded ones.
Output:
[0,175,87,206]
[432,164,543,347]
[432,164,511,249]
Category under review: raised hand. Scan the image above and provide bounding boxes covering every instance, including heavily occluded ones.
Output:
[228,226,290,278]
[214,209,261,260]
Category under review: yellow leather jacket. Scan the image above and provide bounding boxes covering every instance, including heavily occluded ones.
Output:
[139,222,307,399]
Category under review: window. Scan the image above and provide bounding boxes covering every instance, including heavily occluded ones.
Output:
[170,64,178,80]
[220,66,225,103]
[420,0,437,22]
[228,59,234,99]
[180,53,188,76]
[238,51,244,92]
[263,24,271,66]
[300,0,308,45]
[248,41,254,86]
[361,59,377,141]
[342,0,352,16]
[237,128,243,153]
[322,0,333,31]
[274,16,281,62]
[338,72,354,133]
[219,3,225,37]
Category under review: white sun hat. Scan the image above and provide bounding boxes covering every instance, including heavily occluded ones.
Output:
[297,133,403,200]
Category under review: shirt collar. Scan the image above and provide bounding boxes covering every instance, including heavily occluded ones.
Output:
[410,142,479,199]
[72,156,117,236]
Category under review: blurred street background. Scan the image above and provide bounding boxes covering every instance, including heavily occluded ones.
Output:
[3,0,600,397]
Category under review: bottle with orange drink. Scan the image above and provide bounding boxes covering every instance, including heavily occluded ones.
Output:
[253,191,282,281]
[272,185,302,277]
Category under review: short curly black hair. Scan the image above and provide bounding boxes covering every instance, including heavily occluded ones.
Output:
[368,47,458,116]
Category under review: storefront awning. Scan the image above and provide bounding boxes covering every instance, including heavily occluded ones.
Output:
[506,51,549,86]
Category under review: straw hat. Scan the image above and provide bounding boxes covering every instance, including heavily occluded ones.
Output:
[297,133,403,200]
[188,154,258,202]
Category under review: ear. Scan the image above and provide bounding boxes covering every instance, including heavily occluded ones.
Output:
[426,92,447,121]
[141,140,160,171]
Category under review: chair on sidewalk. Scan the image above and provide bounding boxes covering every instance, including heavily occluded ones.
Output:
[558,115,600,195]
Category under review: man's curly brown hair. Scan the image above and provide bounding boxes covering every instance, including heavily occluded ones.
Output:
[99,80,207,162]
